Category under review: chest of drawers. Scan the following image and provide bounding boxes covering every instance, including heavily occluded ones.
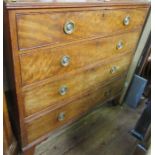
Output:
[4,0,150,154]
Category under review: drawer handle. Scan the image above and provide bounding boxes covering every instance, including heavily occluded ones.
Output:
[61,55,70,67]
[110,66,118,74]
[116,41,124,50]
[123,16,130,26]
[58,112,65,121]
[59,85,68,96]
[64,21,75,34]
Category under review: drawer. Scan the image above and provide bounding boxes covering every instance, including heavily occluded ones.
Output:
[26,76,125,143]
[20,31,140,85]
[17,8,148,50]
[23,53,132,117]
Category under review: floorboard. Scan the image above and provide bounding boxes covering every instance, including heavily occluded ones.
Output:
[34,102,145,155]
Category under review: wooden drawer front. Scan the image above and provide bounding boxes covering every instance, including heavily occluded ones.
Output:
[17,8,148,50]
[26,76,125,143]
[20,31,140,85]
[23,53,132,117]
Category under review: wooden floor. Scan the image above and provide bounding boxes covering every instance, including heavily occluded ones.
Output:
[34,102,145,155]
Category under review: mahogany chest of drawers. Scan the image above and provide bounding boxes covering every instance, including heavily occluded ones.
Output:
[4,0,150,154]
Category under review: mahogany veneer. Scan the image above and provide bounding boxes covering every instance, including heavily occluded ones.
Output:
[17,8,147,50]
[3,0,150,154]
[20,31,140,85]
[23,52,132,117]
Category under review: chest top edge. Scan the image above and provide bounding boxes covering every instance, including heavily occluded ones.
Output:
[4,0,150,10]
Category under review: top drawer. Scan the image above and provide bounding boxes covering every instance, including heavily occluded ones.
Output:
[16,8,148,50]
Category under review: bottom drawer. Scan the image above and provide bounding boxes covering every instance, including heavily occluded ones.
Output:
[26,76,125,144]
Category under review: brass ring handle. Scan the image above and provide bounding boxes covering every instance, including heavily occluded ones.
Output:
[59,85,68,96]
[116,41,124,50]
[64,21,75,34]
[110,66,118,74]
[58,112,65,121]
[123,16,130,26]
[61,55,70,67]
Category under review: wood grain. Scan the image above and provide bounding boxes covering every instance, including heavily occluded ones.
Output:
[4,8,28,146]
[4,0,150,3]
[33,100,145,155]
[20,30,140,85]
[3,1,150,152]
[17,8,147,50]
[26,76,125,143]
[23,53,132,117]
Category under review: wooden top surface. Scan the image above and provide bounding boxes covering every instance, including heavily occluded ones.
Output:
[4,0,150,9]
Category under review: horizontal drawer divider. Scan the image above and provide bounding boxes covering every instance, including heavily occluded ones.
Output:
[22,51,133,90]
[23,92,121,150]
[24,74,126,123]
[19,28,141,53]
